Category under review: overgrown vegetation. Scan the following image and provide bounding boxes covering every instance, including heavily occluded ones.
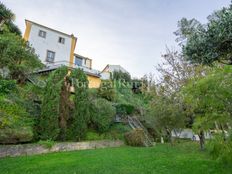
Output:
[1,1,232,167]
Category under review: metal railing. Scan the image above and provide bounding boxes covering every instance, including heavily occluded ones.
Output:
[37,61,101,76]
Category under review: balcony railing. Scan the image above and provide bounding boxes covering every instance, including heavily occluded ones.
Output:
[36,61,101,76]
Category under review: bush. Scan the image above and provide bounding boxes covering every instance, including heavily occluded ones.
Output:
[0,96,33,129]
[0,79,16,94]
[208,133,232,165]
[38,140,55,149]
[124,129,147,147]
[85,131,105,141]
[97,80,116,101]
[116,103,135,116]
[0,127,33,144]
[107,124,131,140]
[90,98,116,133]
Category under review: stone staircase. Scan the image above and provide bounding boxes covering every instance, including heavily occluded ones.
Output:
[27,74,46,88]
[127,116,153,147]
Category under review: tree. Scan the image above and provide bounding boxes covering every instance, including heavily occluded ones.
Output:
[38,66,68,140]
[156,48,207,96]
[0,2,21,35]
[182,66,232,150]
[146,92,185,144]
[175,4,232,65]
[0,33,42,82]
[69,69,90,141]
[111,70,131,82]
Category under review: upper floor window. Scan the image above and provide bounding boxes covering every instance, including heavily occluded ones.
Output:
[46,50,55,62]
[38,30,46,38]
[58,37,65,44]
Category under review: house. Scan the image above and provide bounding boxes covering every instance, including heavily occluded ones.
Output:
[101,64,129,80]
[23,19,101,88]
[74,54,92,69]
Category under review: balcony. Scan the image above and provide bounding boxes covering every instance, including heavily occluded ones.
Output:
[35,61,101,77]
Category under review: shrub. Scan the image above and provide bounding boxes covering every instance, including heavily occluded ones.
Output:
[90,98,116,133]
[124,129,147,147]
[116,103,135,116]
[97,80,116,101]
[0,96,33,129]
[38,140,55,149]
[107,123,131,140]
[0,79,16,94]
[208,133,232,165]
[85,131,105,141]
[0,127,33,144]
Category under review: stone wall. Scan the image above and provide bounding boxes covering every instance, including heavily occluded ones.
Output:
[0,140,124,158]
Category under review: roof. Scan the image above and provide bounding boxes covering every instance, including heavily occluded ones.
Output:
[25,19,77,40]
[102,64,128,73]
[74,53,92,61]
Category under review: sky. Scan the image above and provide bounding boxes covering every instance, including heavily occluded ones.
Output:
[2,0,231,78]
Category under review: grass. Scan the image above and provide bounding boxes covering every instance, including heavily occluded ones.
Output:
[0,142,231,174]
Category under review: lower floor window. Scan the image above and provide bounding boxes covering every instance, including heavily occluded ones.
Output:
[46,50,55,62]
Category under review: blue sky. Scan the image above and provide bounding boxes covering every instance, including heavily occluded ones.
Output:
[2,0,231,77]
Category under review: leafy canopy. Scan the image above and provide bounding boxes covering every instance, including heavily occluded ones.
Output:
[176,4,232,65]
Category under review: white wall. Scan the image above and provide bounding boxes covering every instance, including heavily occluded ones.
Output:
[100,72,110,80]
[28,24,72,65]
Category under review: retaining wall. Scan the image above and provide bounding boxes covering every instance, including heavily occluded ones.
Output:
[0,140,124,158]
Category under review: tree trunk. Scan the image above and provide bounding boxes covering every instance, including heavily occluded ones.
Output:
[166,128,173,145]
[198,130,205,150]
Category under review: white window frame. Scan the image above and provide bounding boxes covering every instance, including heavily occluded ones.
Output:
[46,50,55,63]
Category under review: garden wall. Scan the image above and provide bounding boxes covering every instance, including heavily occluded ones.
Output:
[0,140,124,158]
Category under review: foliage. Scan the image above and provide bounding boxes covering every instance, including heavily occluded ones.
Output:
[0,79,16,94]
[124,129,147,146]
[146,93,186,143]
[38,66,68,140]
[0,95,33,129]
[0,32,42,83]
[208,132,232,165]
[38,140,55,149]
[0,127,33,144]
[85,131,105,141]
[182,66,232,131]
[69,69,90,141]
[90,98,116,133]
[182,66,232,150]
[0,2,21,35]
[97,80,116,101]
[176,4,232,65]
[0,92,34,144]
[115,103,135,116]
[156,48,207,96]
[111,70,131,82]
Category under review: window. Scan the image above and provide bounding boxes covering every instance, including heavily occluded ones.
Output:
[46,50,55,62]
[75,57,82,66]
[38,30,46,38]
[58,37,65,44]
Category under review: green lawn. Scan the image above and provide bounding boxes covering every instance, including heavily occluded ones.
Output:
[0,142,231,174]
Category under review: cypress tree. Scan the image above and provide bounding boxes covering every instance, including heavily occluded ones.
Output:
[38,66,68,140]
[69,69,90,141]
